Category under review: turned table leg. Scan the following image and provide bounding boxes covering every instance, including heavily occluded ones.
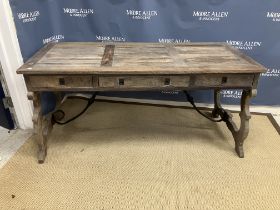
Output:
[28,92,53,164]
[212,89,256,158]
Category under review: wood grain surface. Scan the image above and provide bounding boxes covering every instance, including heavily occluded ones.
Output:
[17,42,266,75]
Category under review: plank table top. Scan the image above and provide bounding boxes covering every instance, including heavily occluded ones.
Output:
[17,42,266,75]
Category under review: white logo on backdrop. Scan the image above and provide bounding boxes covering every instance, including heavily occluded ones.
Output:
[161,91,179,95]
[43,35,65,44]
[262,68,280,77]
[221,90,242,99]
[17,11,40,23]
[266,12,280,22]
[96,35,126,42]
[63,8,94,18]
[158,38,190,43]
[126,10,158,20]
[226,40,262,50]
[193,11,229,21]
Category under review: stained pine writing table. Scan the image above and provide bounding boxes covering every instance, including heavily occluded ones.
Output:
[17,42,266,163]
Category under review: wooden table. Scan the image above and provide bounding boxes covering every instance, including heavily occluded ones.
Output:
[17,42,266,163]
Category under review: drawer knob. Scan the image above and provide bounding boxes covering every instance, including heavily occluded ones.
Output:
[59,78,65,85]
[221,77,228,84]
[164,78,170,86]
[119,78,124,86]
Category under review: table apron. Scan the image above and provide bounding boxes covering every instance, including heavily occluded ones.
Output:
[24,73,257,92]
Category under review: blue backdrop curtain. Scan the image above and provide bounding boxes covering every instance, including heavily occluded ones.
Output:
[9,0,280,106]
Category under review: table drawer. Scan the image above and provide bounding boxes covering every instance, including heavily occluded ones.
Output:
[99,76,190,88]
[193,74,254,88]
[27,75,95,89]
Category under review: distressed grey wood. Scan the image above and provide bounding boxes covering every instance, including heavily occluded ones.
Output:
[28,92,52,163]
[193,74,254,87]
[211,89,254,158]
[26,75,94,89]
[101,45,115,66]
[16,42,266,163]
[24,73,256,92]
[99,76,190,88]
[212,89,222,118]
[17,42,265,75]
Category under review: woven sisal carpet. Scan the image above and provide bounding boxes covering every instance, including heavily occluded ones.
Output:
[0,100,280,209]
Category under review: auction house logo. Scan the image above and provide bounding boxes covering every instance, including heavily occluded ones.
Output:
[126,10,158,20]
[266,12,280,22]
[96,35,126,42]
[158,38,190,43]
[193,11,228,21]
[63,8,94,18]
[17,10,40,23]
[262,68,280,77]
[43,35,64,44]
[226,40,262,50]
[221,90,242,99]
[161,90,179,95]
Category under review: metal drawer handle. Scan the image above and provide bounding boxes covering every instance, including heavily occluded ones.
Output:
[59,78,65,85]
[164,78,170,86]
[222,77,227,84]
[118,78,124,86]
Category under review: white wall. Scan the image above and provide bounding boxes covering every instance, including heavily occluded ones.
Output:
[0,0,33,129]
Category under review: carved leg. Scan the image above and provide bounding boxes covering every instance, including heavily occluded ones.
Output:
[28,92,53,164]
[229,89,254,158]
[212,89,222,118]
[212,89,256,158]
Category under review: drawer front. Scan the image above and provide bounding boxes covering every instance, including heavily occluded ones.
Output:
[99,76,190,88]
[27,76,95,89]
[193,74,254,88]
